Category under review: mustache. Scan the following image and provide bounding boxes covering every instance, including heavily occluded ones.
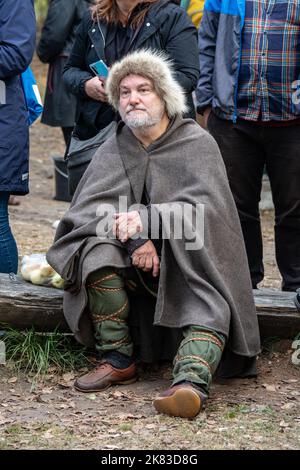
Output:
[126,105,147,113]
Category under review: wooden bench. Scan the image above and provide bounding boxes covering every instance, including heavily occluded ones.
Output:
[0,273,68,331]
[0,273,299,338]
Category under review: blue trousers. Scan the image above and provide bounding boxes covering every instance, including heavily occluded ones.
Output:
[0,192,18,274]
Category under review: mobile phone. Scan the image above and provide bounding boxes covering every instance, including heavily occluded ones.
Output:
[89,60,109,78]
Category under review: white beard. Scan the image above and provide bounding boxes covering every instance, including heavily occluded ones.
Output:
[122,106,165,130]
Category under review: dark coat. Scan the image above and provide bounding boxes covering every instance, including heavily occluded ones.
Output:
[63,0,200,139]
[0,0,36,195]
[37,0,94,127]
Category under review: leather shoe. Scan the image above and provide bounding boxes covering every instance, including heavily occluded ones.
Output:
[153,383,207,419]
[74,361,137,392]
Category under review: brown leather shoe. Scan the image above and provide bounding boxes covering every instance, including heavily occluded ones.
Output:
[74,361,137,392]
[153,383,207,419]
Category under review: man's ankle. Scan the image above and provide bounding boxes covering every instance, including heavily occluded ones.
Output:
[173,380,208,397]
[102,351,134,369]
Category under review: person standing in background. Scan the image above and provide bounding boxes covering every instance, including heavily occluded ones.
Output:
[37,0,95,146]
[181,0,204,29]
[0,0,36,274]
[197,0,300,292]
[62,0,199,194]
[63,0,199,143]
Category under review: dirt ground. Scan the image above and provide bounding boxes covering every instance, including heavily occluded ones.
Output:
[0,58,299,450]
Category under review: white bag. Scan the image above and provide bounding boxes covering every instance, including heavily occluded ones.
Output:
[20,254,65,289]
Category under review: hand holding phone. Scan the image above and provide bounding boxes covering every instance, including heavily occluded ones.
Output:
[89,60,109,78]
[84,76,108,102]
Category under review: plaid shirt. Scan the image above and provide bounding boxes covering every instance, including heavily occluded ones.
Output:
[237,0,300,121]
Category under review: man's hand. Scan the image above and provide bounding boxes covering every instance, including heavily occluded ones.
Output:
[113,211,143,243]
[84,76,108,102]
[132,240,160,277]
[202,106,212,129]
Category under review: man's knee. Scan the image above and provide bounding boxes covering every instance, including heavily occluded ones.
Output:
[86,267,120,288]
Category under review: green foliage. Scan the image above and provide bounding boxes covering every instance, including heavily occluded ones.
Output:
[3,327,90,378]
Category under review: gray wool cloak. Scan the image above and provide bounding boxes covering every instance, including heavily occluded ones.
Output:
[47,116,261,374]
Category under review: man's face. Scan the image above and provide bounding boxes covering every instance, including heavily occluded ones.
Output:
[118,75,166,129]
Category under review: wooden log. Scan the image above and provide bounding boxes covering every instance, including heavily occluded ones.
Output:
[0,274,299,338]
[254,288,300,338]
[0,273,67,331]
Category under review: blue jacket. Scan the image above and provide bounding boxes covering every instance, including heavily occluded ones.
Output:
[0,0,36,194]
[196,0,247,121]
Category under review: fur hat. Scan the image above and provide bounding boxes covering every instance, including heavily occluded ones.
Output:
[106,49,188,118]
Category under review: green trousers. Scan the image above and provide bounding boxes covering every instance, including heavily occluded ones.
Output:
[86,267,225,395]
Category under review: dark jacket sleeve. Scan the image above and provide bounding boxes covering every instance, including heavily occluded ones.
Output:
[0,0,36,79]
[63,12,94,98]
[37,0,78,63]
[162,6,199,93]
[122,237,149,256]
[196,7,220,113]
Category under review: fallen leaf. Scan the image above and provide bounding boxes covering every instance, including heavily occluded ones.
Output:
[109,391,124,399]
[279,421,290,428]
[57,404,69,409]
[0,416,12,425]
[253,436,264,443]
[7,377,18,384]
[115,413,145,420]
[281,403,295,410]
[62,372,75,382]
[145,424,156,430]
[206,420,217,425]
[87,394,97,400]
[41,387,53,394]
[159,426,168,432]
[262,383,277,392]
[42,430,54,439]
[132,424,144,434]
[58,382,72,389]
[35,395,49,403]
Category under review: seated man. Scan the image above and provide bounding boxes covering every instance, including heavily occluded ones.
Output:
[47,50,260,419]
